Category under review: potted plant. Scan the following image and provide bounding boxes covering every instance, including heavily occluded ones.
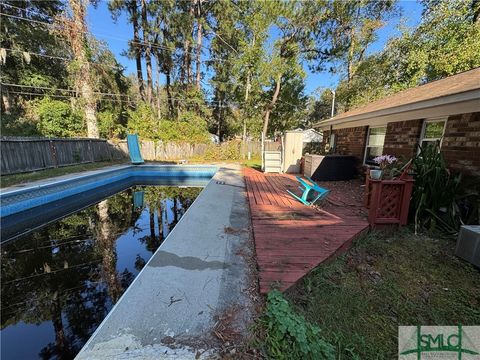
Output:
[371,155,398,179]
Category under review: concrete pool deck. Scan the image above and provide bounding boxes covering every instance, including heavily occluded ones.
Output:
[75,163,255,359]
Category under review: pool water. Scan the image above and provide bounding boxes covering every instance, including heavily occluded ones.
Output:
[0,185,202,360]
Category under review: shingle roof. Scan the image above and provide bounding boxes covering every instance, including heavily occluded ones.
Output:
[317,67,480,125]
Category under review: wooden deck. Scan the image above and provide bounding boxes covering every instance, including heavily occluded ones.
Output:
[244,168,369,293]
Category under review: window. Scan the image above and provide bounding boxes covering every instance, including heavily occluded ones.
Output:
[364,126,386,165]
[419,118,446,150]
[329,133,336,152]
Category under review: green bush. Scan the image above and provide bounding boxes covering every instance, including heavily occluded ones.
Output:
[36,97,84,137]
[256,290,335,360]
[127,104,210,143]
[1,111,41,136]
[203,140,242,160]
[126,102,156,138]
[98,109,125,139]
[159,111,210,143]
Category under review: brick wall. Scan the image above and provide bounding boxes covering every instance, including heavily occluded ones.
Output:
[441,112,480,177]
[320,112,479,177]
[383,119,423,161]
[323,125,368,159]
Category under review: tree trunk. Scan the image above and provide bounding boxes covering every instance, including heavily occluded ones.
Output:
[83,82,99,138]
[216,93,222,140]
[141,0,153,104]
[130,0,144,100]
[155,56,161,119]
[195,0,202,90]
[262,73,282,138]
[69,0,99,138]
[157,205,164,243]
[182,1,195,87]
[149,207,155,239]
[51,290,72,359]
[165,71,174,117]
[97,200,122,303]
[2,90,11,115]
[242,71,251,141]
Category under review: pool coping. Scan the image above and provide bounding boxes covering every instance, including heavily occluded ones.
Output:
[0,164,218,218]
[73,163,254,359]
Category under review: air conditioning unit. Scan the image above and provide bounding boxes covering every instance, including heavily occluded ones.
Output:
[455,225,480,267]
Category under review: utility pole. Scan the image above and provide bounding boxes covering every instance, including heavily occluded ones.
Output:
[330,89,336,118]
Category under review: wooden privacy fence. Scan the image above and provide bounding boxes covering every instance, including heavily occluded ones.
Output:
[1,137,126,175]
[115,140,262,161]
[1,137,263,175]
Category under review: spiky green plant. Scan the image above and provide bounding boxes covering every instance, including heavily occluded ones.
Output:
[412,143,461,235]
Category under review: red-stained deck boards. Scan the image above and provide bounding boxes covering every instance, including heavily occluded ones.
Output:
[244,168,369,293]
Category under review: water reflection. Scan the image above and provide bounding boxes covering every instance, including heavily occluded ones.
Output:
[0,186,202,360]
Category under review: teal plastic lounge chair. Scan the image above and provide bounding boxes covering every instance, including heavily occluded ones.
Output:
[287,176,329,206]
[127,134,144,164]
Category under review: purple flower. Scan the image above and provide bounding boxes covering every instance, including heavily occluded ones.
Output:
[373,155,397,169]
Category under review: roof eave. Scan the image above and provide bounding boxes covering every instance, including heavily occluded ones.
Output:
[314,89,480,129]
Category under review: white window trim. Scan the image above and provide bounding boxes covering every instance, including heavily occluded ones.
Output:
[363,126,387,166]
[418,117,447,153]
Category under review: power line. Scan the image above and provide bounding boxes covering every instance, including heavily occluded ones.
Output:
[1,83,131,99]
[1,3,225,56]
[2,47,121,70]
[0,11,58,27]
[6,90,136,104]
[2,259,103,285]
[0,11,237,64]
[5,89,235,107]
[0,2,55,17]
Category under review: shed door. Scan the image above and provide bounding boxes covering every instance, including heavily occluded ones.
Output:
[283,132,303,173]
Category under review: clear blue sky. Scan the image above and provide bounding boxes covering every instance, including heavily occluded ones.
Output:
[87,0,423,99]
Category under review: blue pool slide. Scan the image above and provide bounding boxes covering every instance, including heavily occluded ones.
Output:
[127,134,145,164]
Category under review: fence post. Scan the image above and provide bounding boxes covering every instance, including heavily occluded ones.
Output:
[49,139,59,168]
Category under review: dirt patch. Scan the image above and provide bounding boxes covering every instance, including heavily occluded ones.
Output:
[224,226,249,235]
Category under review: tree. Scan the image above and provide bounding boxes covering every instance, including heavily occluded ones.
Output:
[306,0,397,110]
[57,0,100,138]
[261,1,314,137]
[323,0,480,113]
[140,0,154,104]
[0,1,68,114]
[108,0,145,100]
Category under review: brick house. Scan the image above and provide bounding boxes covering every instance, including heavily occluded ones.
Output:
[314,67,480,177]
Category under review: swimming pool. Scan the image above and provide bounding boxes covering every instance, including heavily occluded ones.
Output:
[1,165,216,241]
[1,184,205,359]
[0,165,216,359]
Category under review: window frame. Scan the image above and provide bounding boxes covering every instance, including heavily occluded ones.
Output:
[418,118,447,152]
[363,126,387,166]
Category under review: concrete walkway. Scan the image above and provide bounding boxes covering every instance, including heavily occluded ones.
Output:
[76,164,254,359]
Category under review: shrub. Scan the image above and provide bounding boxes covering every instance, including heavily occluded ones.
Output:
[412,143,461,234]
[1,111,41,136]
[98,109,125,139]
[159,112,210,143]
[255,290,335,360]
[36,97,84,137]
[126,102,156,139]
[127,104,210,143]
[203,140,242,160]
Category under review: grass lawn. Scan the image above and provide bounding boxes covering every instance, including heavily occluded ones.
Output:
[242,158,261,170]
[285,228,480,359]
[0,161,127,188]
